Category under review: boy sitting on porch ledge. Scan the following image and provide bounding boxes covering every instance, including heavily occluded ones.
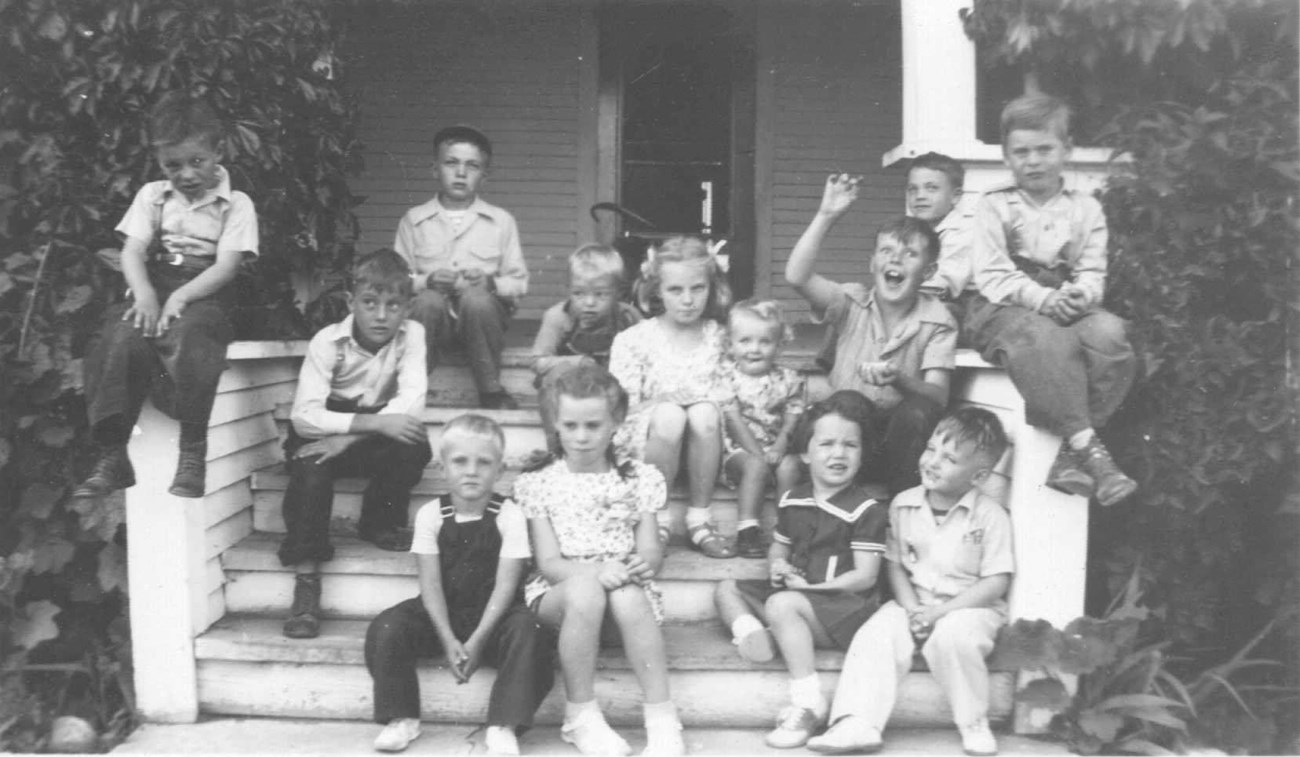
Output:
[394,125,529,410]
[279,249,432,639]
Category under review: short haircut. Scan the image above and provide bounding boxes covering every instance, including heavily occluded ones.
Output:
[932,407,1010,468]
[793,390,879,459]
[569,243,626,285]
[876,216,942,263]
[438,413,505,459]
[433,125,492,163]
[635,235,733,320]
[908,152,965,191]
[1000,94,1072,144]
[728,299,794,346]
[149,91,222,149]
[351,248,414,298]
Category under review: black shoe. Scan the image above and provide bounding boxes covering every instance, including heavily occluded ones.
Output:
[169,440,207,498]
[73,446,135,498]
[360,526,414,552]
[480,391,519,410]
[735,526,768,559]
[283,574,322,639]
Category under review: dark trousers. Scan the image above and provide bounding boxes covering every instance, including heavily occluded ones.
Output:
[276,428,432,566]
[871,393,945,495]
[411,286,513,393]
[83,266,232,443]
[966,295,1136,438]
[365,598,555,727]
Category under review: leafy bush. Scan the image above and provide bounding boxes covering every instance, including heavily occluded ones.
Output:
[0,0,359,748]
[964,0,1300,750]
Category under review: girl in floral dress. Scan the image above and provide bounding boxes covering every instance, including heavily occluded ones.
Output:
[516,364,684,757]
[609,236,733,558]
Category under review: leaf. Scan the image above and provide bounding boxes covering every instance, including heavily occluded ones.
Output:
[1096,693,1188,712]
[97,543,127,593]
[12,600,61,650]
[72,493,126,543]
[38,422,75,448]
[20,482,62,519]
[1015,677,1071,710]
[989,618,1062,670]
[38,12,68,41]
[0,272,13,296]
[0,438,9,468]
[31,537,76,574]
[1115,738,1176,755]
[1123,706,1188,731]
[1077,710,1124,742]
[55,284,92,314]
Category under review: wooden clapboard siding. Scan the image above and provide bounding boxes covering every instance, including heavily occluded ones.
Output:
[345,2,587,320]
[760,2,902,319]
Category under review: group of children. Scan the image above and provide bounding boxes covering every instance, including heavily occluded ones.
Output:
[74,89,1139,756]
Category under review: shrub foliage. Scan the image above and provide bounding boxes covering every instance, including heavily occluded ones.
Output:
[0,0,358,748]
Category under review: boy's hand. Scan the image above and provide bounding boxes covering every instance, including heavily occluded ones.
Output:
[597,560,631,590]
[295,435,360,463]
[763,442,788,466]
[1041,290,1084,326]
[623,554,654,585]
[156,294,189,335]
[453,636,485,682]
[445,639,470,683]
[858,360,898,386]
[460,268,488,288]
[908,605,946,637]
[123,292,161,336]
[426,269,458,293]
[818,173,862,218]
[769,558,794,587]
[375,414,428,445]
[782,572,810,589]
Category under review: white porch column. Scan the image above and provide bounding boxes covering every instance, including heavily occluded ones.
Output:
[899,0,977,149]
[125,402,205,722]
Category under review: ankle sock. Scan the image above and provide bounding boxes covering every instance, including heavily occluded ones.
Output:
[1068,429,1095,451]
[686,507,710,531]
[642,700,680,728]
[564,699,599,725]
[789,673,826,713]
[737,519,759,531]
[730,614,764,641]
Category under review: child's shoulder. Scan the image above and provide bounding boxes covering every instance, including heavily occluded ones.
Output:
[541,300,574,327]
[912,291,958,330]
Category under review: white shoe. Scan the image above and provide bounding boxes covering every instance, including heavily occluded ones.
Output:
[806,716,882,754]
[764,706,825,749]
[373,718,421,752]
[959,718,998,757]
[562,708,632,756]
[485,725,520,756]
[641,719,686,756]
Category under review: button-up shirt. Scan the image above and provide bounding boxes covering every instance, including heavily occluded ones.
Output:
[886,486,1015,613]
[817,283,957,410]
[393,196,528,299]
[970,182,1108,312]
[115,165,259,259]
[921,194,978,299]
[291,316,428,438]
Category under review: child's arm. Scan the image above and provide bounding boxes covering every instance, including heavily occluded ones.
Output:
[1070,198,1108,309]
[458,556,528,682]
[909,574,1012,631]
[783,550,881,594]
[723,405,765,458]
[607,331,646,411]
[530,305,588,376]
[785,174,860,317]
[529,516,633,589]
[490,217,528,300]
[622,514,665,586]
[765,408,800,465]
[157,246,243,332]
[890,367,951,407]
[887,559,921,610]
[119,235,161,335]
[350,323,428,443]
[767,539,796,586]
[969,196,1053,312]
[415,553,470,679]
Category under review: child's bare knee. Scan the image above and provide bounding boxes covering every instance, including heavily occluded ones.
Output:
[685,402,720,435]
[714,579,739,601]
[607,585,652,622]
[648,404,687,440]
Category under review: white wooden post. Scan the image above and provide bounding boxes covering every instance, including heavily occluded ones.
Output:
[900,0,978,149]
[125,401,206,723]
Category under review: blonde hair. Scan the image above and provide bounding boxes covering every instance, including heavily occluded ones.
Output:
[1000,94,1072,144]
[727,299,794,346]
[569,243,626,285]
[438,413,505,459]
[634,235,732,320]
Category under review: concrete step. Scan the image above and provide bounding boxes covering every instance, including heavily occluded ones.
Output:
[115,718,1066,755]
[222,534,764,623]
[194,616,1014,728]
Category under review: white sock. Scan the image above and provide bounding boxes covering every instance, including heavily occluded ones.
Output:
[738,519,759,530]
[1069,429,1095,450]
[730,613,764,641]
[686,507,710,530]
[643,700,680,729]
[789,674,826,714]
[484,725,519,754]
[564,699,599,725]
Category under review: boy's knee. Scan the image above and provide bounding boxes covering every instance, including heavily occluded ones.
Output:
[1076,310,1131,352]
[607,585,652,621]
[563,575,608,615]
[763,590,802,623]
[457,285,499,316]
[410,289,449,320]
[925,612,996,656]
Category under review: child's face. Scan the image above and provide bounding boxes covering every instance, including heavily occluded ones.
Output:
[871,232,935,308]
[349,285,412,353]
[728,310,781,377]
[658,260,710,326]
[800,412,863,492]
[1004,128,1071,202]
[906,167,961,224]
[156,137,221,202]
[569,272,619,328]
[554,395,619,470]
[918,432,991,502]
[440,430,504,504]
[434,141,487,209]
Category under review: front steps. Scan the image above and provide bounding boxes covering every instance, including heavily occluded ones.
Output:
[194,340,1023,739]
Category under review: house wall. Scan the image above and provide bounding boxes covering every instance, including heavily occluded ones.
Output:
[760,1,903,319]
[345,2,588,320]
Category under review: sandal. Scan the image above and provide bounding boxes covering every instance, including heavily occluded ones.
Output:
[687,522,735,559]
[657,523,673,546]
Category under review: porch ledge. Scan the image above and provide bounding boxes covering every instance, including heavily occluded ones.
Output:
[227,340,309,360]
[882,141,1117,169]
